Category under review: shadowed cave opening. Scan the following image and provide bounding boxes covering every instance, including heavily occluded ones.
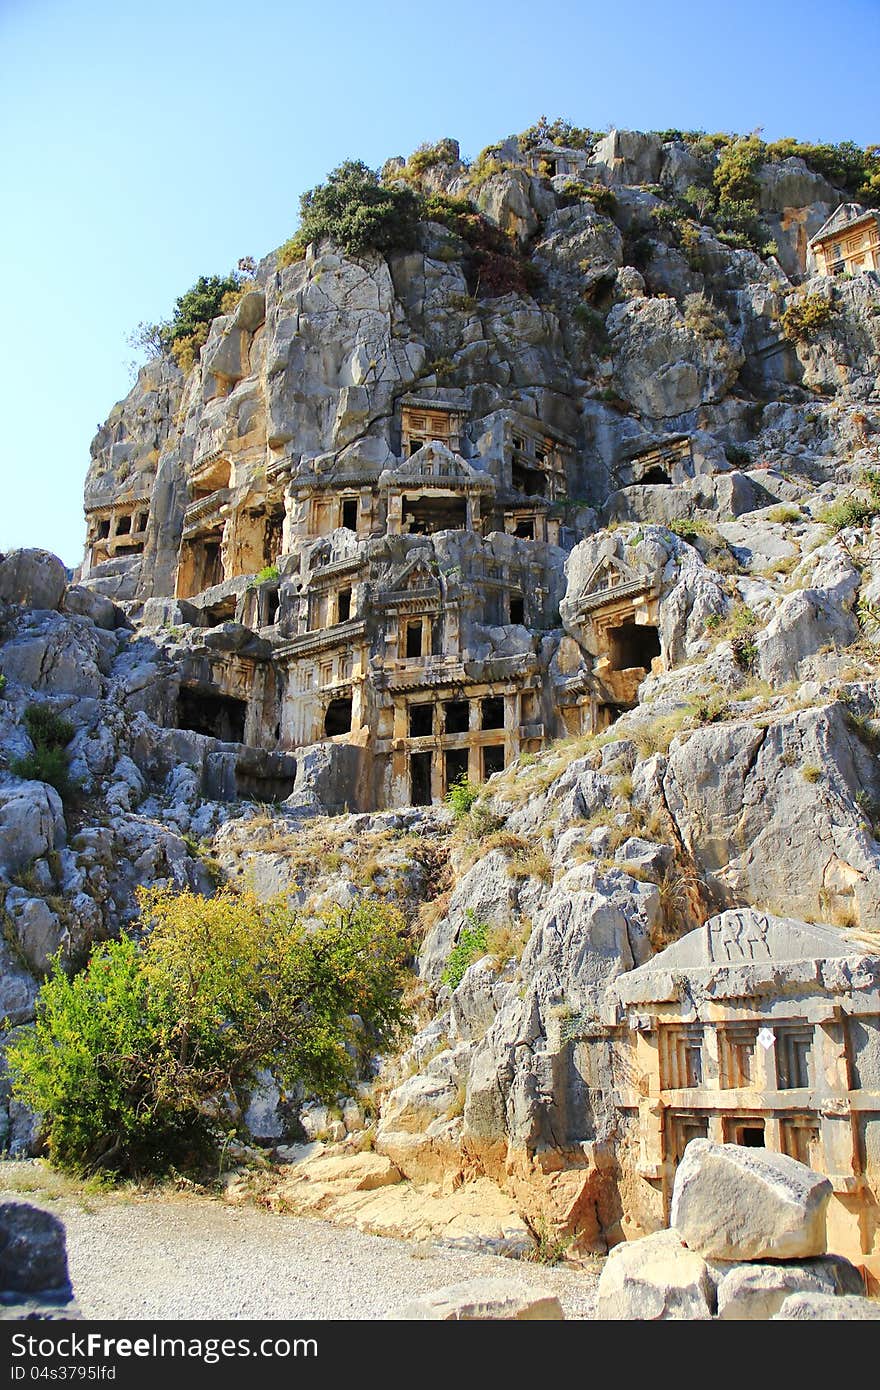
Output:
[177,686,247,743]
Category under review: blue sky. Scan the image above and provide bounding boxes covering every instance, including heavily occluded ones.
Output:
[1,0,878,567]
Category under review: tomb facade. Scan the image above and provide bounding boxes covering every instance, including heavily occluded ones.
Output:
[558,912,880,1281]
[809,204,880,277]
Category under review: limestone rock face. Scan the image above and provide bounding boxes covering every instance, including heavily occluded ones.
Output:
[662,702,880,924]
[596,1228,714,1320]
[670,1141,832,1261]
[607,297,744,418]
[593,129,664,187]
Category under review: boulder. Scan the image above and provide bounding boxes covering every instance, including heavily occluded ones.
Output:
[774,1292,880,1320]
[0,550,67,611]
[596,1228,714,1320]
[62,586,118,630]
[0,781,66,876]
[398,1278,563,1320]
[716,1255,864,1320]
[670,1140,831,1261]
[0,1202,71,1295]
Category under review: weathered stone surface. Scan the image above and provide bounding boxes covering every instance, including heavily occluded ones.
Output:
[0,550,67,611]
[596,1229,714,1320]
[0,1202,71,1295]
[670,1141,831,1261]
[607,296,743,418]
[716,1256,864,1320]
[398,1278,563,1320]
[774,1292,880,1320]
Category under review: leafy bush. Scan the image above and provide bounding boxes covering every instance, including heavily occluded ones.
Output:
[446,774,479,821]
[817,495,877,532]
[730,606,759,671]
[781,293,834,342]
[713,136,766,204]
[404,139,460,178]
[277,232,309,268]
[561,181,616,216]
[248,564,279,589]
[11,704,76,801]
[9,888,409,1176]
[23,704,74,750]
[298,160,422,257]
[160,275,240,354]
[442,911,488,989]
[518,117,598,152]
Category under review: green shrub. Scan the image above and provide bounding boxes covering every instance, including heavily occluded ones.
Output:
[277,232,309,268]
[729,605,759,671]
[248,564,279,589]
[11,747,73,800]
[442,911,489,989]
[713,136,766,204]
[725,443,751,466]
[404,139,460,178]
[8,887,408,1176]
[23,704,74,750]
[781,293,834,342]
[518,117,597,152]
[11,704,76,801]
[298,160,422,257]
[817,496,877,532]
[159,274,240,354]
[562,181,616,216]
[446,774,479,821]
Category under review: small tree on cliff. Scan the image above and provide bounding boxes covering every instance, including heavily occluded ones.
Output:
[9,887,409,1177]
[297,160,422,257]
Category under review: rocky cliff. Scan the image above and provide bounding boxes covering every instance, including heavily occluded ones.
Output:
[3,124,880,1255]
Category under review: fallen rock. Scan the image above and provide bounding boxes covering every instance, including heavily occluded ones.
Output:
[398,1278,563,1320]
[716,1255,864,1320]
[596,1228,714,1320]
[774,1292,880,1320]
[0,1202,71,1295]
[671,1140,831,1261]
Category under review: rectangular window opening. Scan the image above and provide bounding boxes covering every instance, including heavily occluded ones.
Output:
[408,703,433,737]
[481,696,505,730]
[444,700,469,734]
[410,750,432,806]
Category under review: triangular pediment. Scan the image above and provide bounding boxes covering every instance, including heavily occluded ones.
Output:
[582,554,643,596]
[383,552,440,596]
[379,442,494,491]
[810,202,876,245]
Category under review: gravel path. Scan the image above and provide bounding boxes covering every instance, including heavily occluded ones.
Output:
[1,1167,600,1320]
